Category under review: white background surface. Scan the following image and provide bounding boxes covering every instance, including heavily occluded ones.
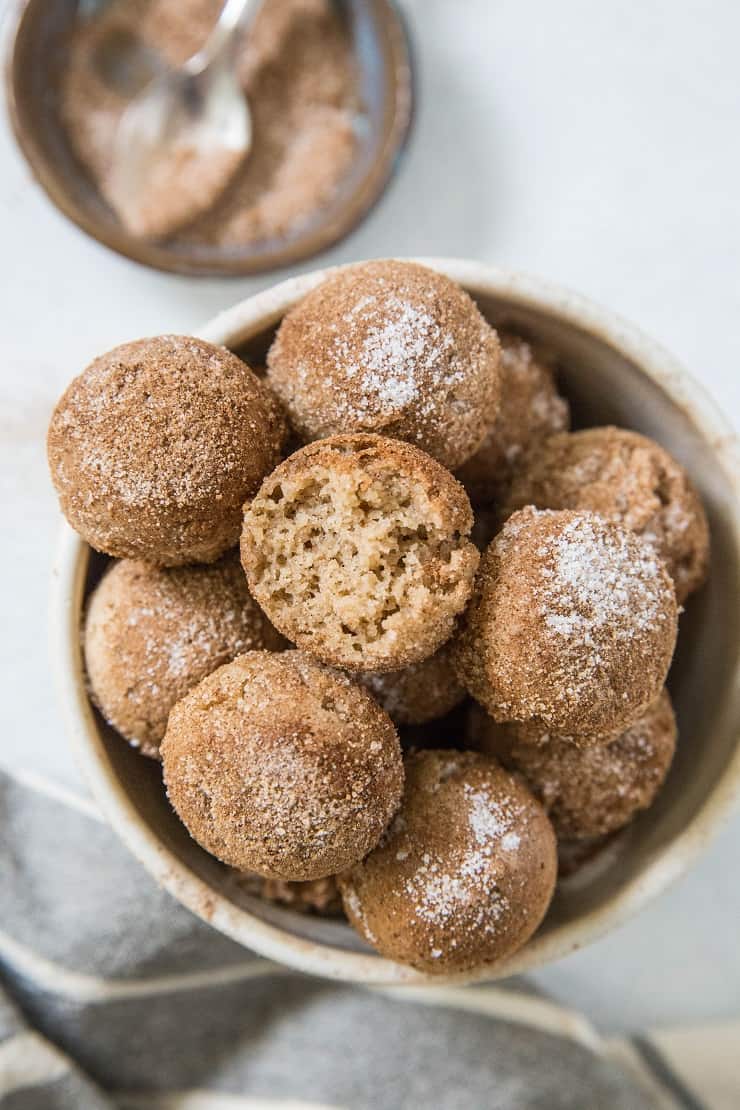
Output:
[1,0,739,1033]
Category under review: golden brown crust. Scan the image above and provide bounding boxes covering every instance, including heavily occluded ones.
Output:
[457,333,570,504]
[452,508,678,737]
[505,426,709,602]
[161,651,403,880]
[338,749,557,973]
[266,261,502,470]
[48,335,285,565]
[466,690,677,839]
[354,642,467,726]
[84,553,285,758]
[240,434,480,671]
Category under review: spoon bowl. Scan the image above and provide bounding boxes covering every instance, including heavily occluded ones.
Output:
[106,58,251,239]
[106,0,259,239]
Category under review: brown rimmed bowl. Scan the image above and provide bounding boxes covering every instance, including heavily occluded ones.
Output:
[5,0,413,276]
[51,259,740,984]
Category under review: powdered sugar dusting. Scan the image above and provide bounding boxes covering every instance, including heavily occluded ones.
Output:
[537,513,670,641]
[332,293,461,419]
[466,785,518,850]
[402,778,523,936]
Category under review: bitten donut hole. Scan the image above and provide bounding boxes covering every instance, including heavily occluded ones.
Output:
[241,436,479,671]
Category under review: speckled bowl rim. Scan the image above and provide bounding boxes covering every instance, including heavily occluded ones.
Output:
[4,0,414,277]
[50,259,740,985]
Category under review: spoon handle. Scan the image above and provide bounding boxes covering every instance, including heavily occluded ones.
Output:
[193,0,263,70]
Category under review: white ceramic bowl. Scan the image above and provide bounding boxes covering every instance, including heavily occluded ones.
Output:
[52,260,740,985]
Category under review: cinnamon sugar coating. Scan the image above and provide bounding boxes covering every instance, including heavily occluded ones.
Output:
[266,261,502,469]
[452,508,678,737]
[48,336,285,565]
[234,872,342,916]
[338,749,557,974]
[466,689,677,839]
[505,427,709,602]
[84,554,284,758]
[354,642,466,726]
[240,434,479,672]
[161,651,403,880]
[457,333,570,504]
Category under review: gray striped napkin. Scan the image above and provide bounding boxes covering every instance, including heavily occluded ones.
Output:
[0,769,734,1109]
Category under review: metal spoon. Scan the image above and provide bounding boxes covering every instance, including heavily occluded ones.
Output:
[105,0,262,240]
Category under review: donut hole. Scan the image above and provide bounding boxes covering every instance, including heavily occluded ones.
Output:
[161,652,404,880]
[242,447,478,670]
[47,336,285,565]
[266,261,502,471]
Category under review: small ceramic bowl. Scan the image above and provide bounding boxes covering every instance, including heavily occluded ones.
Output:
[51,260,740,985]
[5,0,412,276]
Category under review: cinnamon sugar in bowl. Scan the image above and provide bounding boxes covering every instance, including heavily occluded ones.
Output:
[6,0,412,276]
[52,261,740,985]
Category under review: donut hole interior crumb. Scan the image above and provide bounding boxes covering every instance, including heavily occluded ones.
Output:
[246,465,469,656]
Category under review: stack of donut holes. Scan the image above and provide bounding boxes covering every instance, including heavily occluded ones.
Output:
[48,261,709,975]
